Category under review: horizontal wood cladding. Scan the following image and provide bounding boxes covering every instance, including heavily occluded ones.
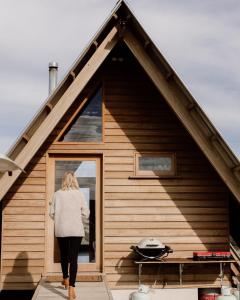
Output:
[104,193,228,200]
[104,178,223,185]
[2,252,44,260]
[104,236,229,244]
[104,243,229,252]
[101,53,230,288]
[4,200,45,207]
[50,53,229,287]
[105,116,181,124]
[104,221,228,229]
[2,151,46,288]
[3,222,45,229]
[105,186,226,193]
[3,237,44,244]
[2,259,44,267]
[3,230,44,237]
[105,207,227,215]
[2,245,45,252]
[4,215,45,222]
[50,143,200,151]
[105,214,228,222]
[105,229,228,237]
[21,170,46,178]
[15,178,46,185]
[104,251,223,259]
[2,266,44,275]
[105,128,187,136]
[4,193,45,200]
[3,207,45,214]
[105,200,227,207]
[1,45,230,289]
[8,185,45,193]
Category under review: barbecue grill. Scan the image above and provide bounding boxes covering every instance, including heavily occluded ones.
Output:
[130,238,173,261]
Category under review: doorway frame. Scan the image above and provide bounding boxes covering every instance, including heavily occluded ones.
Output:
[45,153,103,274]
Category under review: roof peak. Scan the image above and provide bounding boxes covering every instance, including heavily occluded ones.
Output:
[112,0,131,13]
[115,0,127,6]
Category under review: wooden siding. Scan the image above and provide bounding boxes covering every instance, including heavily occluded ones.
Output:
[101,56,229,288]
[1,155,46,289]
[1,46,230,289]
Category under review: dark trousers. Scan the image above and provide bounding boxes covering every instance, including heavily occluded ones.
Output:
[57,237,82,287]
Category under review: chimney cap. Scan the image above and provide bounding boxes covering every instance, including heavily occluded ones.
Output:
[49,61,58,69]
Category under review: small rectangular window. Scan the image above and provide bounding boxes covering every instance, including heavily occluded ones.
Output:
[135,152,176,177]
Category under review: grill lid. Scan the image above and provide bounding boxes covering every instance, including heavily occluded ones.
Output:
[137,237,165,249]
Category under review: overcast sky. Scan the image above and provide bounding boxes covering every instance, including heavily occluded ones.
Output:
[0,0,239,157]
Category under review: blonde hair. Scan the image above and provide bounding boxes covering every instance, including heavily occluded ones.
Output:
[61,171,79,190]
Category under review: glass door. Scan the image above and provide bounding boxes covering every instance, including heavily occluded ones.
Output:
[47,156,101,273]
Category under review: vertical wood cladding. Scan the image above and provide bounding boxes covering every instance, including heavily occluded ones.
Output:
[1,45,230,289]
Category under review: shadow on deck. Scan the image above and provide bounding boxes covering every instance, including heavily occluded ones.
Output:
[31,277,112,300]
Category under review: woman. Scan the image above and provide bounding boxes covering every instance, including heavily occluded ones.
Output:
[49,171,90,300]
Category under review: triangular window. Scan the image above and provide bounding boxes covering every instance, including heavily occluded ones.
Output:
[59,87,102,142]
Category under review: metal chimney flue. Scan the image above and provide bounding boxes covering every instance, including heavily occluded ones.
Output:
[48,62,58,95]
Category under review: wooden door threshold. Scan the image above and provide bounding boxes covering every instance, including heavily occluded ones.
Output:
[45,272,103,282]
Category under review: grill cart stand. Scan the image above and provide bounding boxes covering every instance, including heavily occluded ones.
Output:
[135,258,236,286]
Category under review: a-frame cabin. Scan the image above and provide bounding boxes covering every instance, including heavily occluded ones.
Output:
[0,0,240,296]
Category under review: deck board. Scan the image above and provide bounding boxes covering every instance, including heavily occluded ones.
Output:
[32,281,112,300]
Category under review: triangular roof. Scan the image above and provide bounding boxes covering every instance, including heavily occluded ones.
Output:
[0,0,240,201]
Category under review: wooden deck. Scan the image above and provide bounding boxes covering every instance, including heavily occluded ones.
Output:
[32,278,112,300]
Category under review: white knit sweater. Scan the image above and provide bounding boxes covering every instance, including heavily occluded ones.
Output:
[49,189,90,237]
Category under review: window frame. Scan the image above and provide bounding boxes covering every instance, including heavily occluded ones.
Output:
[55,82,104,144]
[134,152,176,177]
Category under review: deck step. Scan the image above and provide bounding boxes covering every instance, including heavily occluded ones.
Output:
[32,278,112,300]
[45,273,102,282]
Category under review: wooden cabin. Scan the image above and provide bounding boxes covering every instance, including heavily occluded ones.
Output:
[0,1,240,296]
